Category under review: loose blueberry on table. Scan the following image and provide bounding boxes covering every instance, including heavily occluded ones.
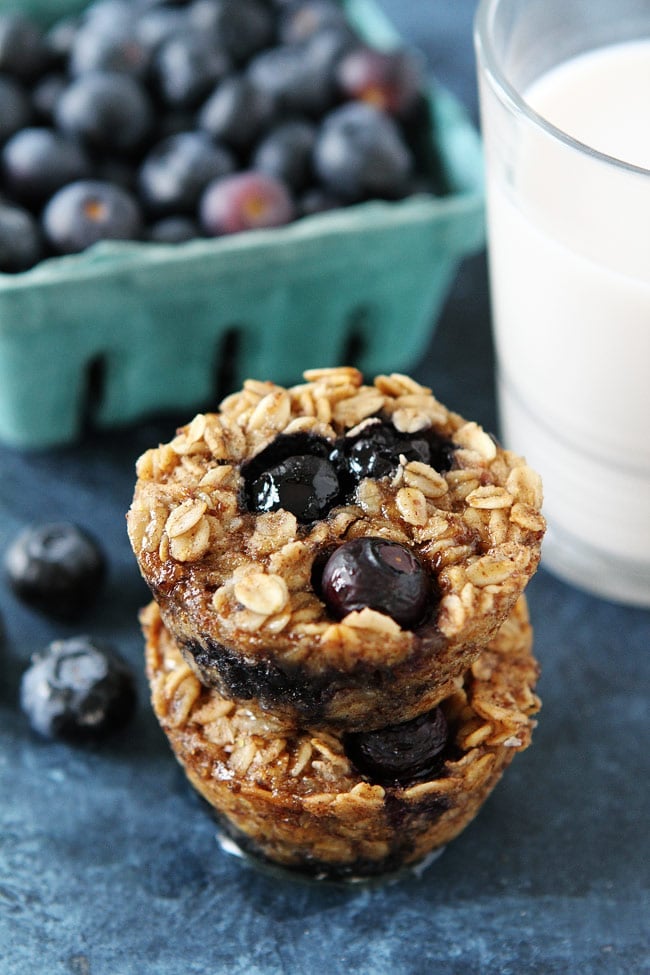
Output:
[4,522,106,621]
[20,635,136,740]
[0,0,444,271]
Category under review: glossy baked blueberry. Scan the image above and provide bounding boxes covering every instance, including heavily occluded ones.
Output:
[43,179,142,255]
[20,636,136,740]
[0,203,42,272]
[344,707,448,784]
[4,522,106,620]
[329,420,456,489]
[248,455,340,523]
[319,537,432,629]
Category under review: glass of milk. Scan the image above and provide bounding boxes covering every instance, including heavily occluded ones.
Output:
[474,0,650,607]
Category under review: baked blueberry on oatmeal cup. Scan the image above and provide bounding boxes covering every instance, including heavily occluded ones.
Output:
[127,368,545,732]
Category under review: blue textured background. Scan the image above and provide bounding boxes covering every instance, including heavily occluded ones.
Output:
[1,3,649,974]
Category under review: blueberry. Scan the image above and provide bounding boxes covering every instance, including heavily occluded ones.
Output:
[190,0,275,64]
[0,74,31,145]
[200,170,295,236]
[69,21,150,79]
[344,707,449,785]
[336,46,423,117]
[44,17,80,67]
[147,215,200,244]
[0,203,43,273]
[43,180,142,255]
[20,636,136,740]
[330,420,455,488]
[0,13,48,83]
[139,132,235,216]
[4,523,106,620]
[319,537,433,629]
[135,7,191,53]
[31,73,67,124]
[2,128,91,207]
[298,185,344,217]
[198,74,275,151]
[153,32,231,109]
[252,119,316,192]
[56,71,153,153]
[247,455,340,522]
[278,0,350,45]
[247,31,342,118]
[314,101,412,201]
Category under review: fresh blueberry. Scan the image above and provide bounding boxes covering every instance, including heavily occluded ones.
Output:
[2,128,91,207]
[247,30,344,118]
[0,203,43,272]
[298,185,344,217]
[139,132,235,216]
[198,74,275,151]
[344,707,449,785]
[43,179,142,255]
[147,215,200,244]
[44,16,80,68]
[252,119,316,192]
[314,101,412,201]
[200,170,295,236]
[135,7,191,53]
[336,46,423,117]
[153,32,231,109]
[4,522,106,620]
[20,636,136,741]
[56,71,153,153]
[190,0,275,64]
[0,74,31,145]
[278,0,351,45]
[69,21,150,79]
[319,537,433,628]
[31,73,67,123]
[0,13,48,83]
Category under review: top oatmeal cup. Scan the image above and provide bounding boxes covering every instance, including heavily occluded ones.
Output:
[127,368,545,731]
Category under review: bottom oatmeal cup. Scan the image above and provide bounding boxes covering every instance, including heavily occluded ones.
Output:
[142,596,540,881]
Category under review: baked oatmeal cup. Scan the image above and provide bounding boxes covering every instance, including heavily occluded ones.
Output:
[128,368,545,730]
[143,596,540,880]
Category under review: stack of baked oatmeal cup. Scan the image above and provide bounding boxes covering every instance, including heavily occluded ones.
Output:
[128,368,545,881]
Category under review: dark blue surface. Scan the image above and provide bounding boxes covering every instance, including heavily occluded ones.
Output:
[1,3,649,974]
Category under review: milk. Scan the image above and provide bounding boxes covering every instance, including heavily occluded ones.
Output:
[484,40,650,604]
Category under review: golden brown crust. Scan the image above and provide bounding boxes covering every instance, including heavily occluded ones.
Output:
[143,596,541,878]
[128,369,545,729]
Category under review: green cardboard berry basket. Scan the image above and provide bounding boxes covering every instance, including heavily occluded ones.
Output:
[0,0,485,449]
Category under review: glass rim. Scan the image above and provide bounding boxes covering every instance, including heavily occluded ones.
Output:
[474,0,650,179]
